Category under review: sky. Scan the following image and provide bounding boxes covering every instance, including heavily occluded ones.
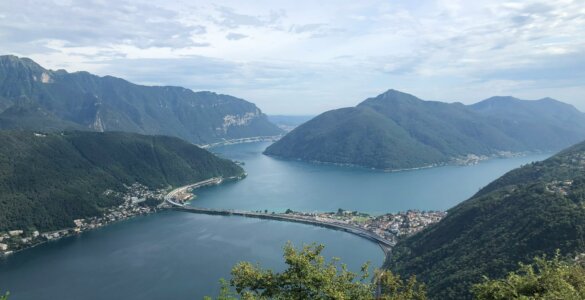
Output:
[1,0,584,114]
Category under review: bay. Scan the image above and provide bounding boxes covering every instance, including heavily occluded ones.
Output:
[0,212,382,300]
[0,142,551,299]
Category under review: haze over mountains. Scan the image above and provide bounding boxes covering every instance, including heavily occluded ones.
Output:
[265,90,585,170]
[388,139,585,299]
[0,55,283,145]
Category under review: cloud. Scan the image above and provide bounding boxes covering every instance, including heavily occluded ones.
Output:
[0,0,208,52]
[0,0,583,114]
[225,32,248,40]
[212,6,285,29]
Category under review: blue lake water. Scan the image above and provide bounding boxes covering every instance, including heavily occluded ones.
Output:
[195,142,550,214]
[0,142,551,299]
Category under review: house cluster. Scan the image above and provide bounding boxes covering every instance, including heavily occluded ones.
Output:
[285,209,447,245]
[0,230,39,256]
[453,154,489,166]
[545,180,574,196]
[1,183,168,256]
[363,210,447,241]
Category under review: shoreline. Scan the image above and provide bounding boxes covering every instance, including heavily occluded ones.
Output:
[3,174,444,269]
[198,135,282,149]
[1,176,244,258]
[171,206,395,257]
[264,150,547,173]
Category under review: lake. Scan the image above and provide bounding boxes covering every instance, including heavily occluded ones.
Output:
[195,142,550,214]
[0,142,551,299]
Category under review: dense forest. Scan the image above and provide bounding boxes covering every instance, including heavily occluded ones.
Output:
[387,140,585,299]
[0,131,244,232]
[265,89,585,170]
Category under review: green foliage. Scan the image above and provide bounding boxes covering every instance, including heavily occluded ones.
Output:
[0,55,282,144]
[208,243,427,300]
[0,291,8,300]
[472,252,585,300]
[204,279,238,300]
[388,141,585,299]
[374,270,427,300]
[0,131,244,232]
[265,89,585,170]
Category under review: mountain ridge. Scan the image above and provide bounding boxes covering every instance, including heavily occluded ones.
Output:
[0,55,283,144]
[265,89,585,170]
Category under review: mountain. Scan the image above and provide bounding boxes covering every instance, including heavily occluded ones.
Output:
[0,55,283,144]
[264,89,585,170]
[267,115,314,132]
[0,131,244,232]
[387,140,585,299]
[470,96,585,150]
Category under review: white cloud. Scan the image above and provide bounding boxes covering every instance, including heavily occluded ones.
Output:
[0,0,583,114]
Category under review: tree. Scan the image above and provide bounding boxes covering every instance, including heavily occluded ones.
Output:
[374,270,427,300]
[472,251,585,300]
[208,243,427,300]
[1,291,9,300]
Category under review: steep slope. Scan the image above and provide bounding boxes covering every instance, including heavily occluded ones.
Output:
[388,141,585,299]
[0,131,244,232]
[0,55,283,144]
[265,89,585,170]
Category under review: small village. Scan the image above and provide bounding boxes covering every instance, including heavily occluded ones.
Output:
[0,183,168,257]
[282,209,447,246]
[1,175,447,257]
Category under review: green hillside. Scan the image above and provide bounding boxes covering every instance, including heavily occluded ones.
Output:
[0,131,244,232]
[265,106,446,169]
[0,55,283,144]
[387,140,585,299]
[265,89,585,170]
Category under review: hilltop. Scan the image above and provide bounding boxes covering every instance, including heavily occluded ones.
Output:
[265,89,585,170]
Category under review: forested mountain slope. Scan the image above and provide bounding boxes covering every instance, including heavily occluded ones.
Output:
[388,140,585,299]
[0,131,244,232]
[265,89,585,170]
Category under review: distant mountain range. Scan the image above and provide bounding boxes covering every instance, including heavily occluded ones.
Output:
[388,139,585,299]
[267,115,314,132]
[0,131,244,232]
[265,90,585,170]
[0,55,283,144]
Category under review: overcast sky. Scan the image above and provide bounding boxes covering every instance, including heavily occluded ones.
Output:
[1,0,584,114]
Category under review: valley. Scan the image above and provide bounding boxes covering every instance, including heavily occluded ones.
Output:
[0,141,549,299]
